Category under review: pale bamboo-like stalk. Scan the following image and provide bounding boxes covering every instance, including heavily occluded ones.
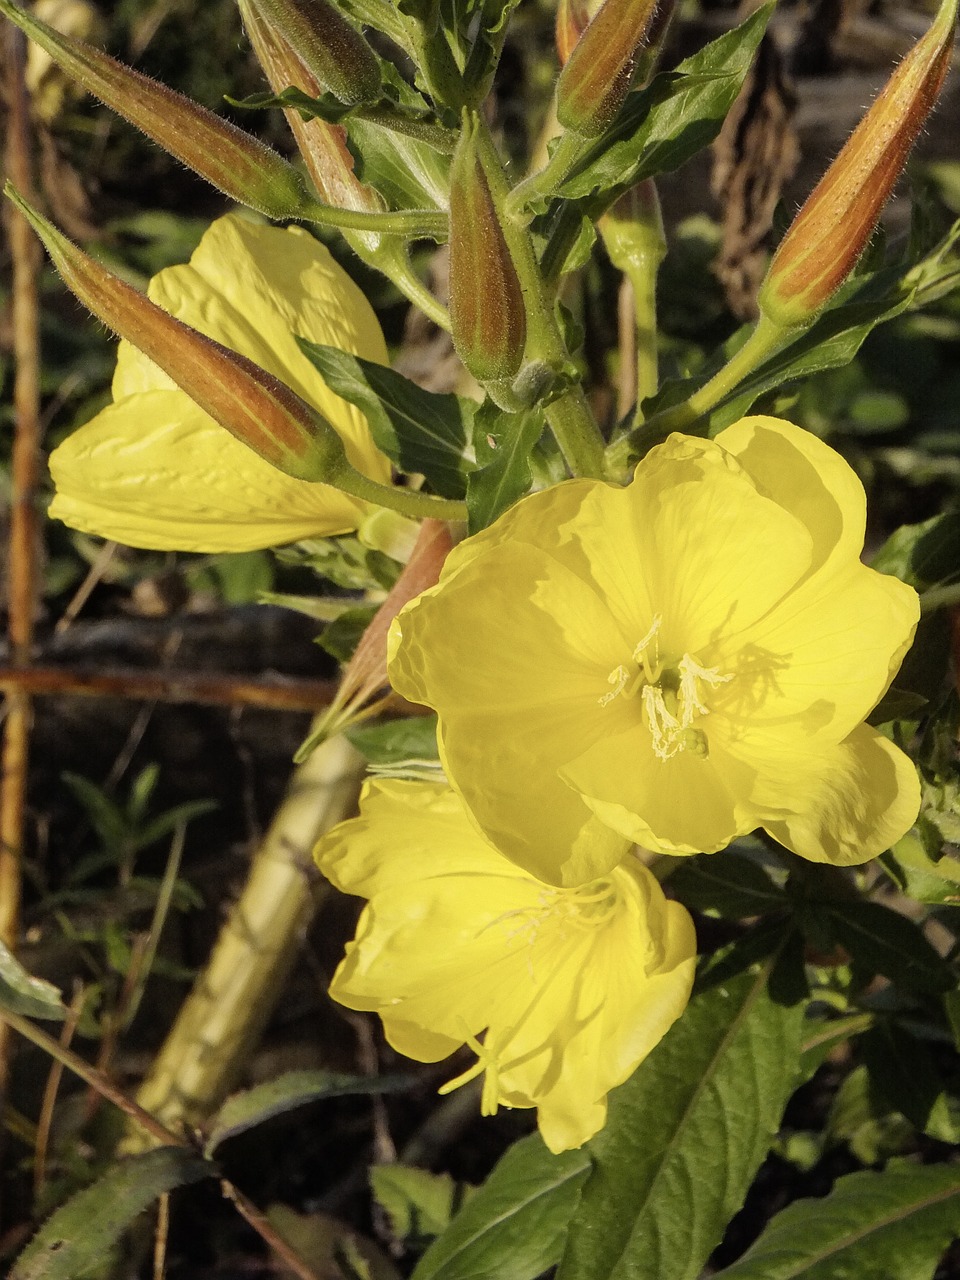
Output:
[127,732,365,1144]
[1,19,42,1109]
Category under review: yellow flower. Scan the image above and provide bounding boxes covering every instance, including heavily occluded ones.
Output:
[389,417,921,884]
[316,778,696,1153]
[49,214,390,552]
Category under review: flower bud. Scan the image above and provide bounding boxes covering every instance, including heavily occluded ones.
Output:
[239,0,384,220]
[241,0,380,106]
[556,0,659,136]
[0,0,311,220]
[759,0,958,328]
[599,178,666,276]
[7,187,348,483]
[449,114,526,384]
[555,0,592,66]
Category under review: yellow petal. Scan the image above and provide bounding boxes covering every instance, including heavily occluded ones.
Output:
[389,541,632,884]
[113,214,390,482]
[48,390,367,552]
[763,724,921,865]
[717,416,866,579]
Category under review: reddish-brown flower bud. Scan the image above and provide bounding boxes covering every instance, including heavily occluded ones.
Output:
[556,0,593,66]
[8,187,348,483]
[449,114,527,384]
[760,0,958,327]
[0,0,310,219]
[556,0,659,136]
[239,0,385,222]
[241,0,380,107]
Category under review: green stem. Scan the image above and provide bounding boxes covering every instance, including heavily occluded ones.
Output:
[629,263,660,412]
[333,465,467,520]
[504,129,588,224]
[919,581,960,614]
[544,385,607,480]
[606,312,792,475]
[304,199,448,240]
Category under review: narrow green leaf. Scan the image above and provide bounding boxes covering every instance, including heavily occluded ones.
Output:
[816,900,955,995]
[412,1133,590,1280]
[205,1069,413,1156]
[466,403,542,533]
[556,6,772,202]
[345,716,440,766]
[296,339,476,499]
[713,1164,960,1280]
[558,967,805,1280]
[11,1148,212,1280]
[0,941,65,1021]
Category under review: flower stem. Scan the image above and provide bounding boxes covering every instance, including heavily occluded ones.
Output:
[545,385,607,479]
[304,199,448,240]
[334,466,468,520]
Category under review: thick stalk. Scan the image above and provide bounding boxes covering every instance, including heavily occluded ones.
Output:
[127,733,365,1143]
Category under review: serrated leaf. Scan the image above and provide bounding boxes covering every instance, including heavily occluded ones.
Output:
[370,1165,456,1242]
[669,847,786,919]
[713,1164,960,1280]
[345,716,440,766]
[556,6,772,203]
[412,1133,590,1280]
[815,900,955,995]
[297,340,475,498]
[0,941,65,1021]
[11,1148,212,1280]
[557,966,805,1280]
[205,1070,413,1157]
[466,403,542,533]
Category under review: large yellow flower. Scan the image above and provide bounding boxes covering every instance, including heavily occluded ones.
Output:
[389,418,921,885]
[49,214,390,552]
[316,778,696,1153]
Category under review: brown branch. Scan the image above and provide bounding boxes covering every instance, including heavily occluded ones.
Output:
[0,664,340,711]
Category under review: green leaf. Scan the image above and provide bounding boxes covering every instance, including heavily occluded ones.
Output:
[11,1148,212,1280]
[0,941,65,1021]
[412,1133,590,1280]
[296,340,476,499]
[668,845,786,919]
[205,1069,413,1157]
[466,402,543,533]
[557,966,805,1280]
[318,605,379,664]
[556,6,772,203]
[713,1164,960,1280]
[60,772,128,855]
[345,715,440,766]
[370,1165,457,1243]
[872,511,960,591]
[860,1022,958,1143]
[814,900,955,995]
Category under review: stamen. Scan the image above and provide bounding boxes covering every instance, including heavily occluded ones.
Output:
[677,654,733,726]
[598,664,631,708]
[633,615,662,683]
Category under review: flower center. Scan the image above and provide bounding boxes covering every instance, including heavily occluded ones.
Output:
[598,615,732,760]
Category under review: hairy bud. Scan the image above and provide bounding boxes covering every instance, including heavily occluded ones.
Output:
[241,0,380,106]
[759,0,958,327]
[0,0,311,219]
[556,0,659,136]
[7,187,348,483]
[449,114,527,384]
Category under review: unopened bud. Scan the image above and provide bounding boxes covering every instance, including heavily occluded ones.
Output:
[239,0,384,221]
[759,0,958,327]
[449,113,526,384]
[242,0,380,106]
[0,0,311,219]
[556,0,659,136]
[599,179,666,275]
[556,0,592,66]
[7,187,347,482]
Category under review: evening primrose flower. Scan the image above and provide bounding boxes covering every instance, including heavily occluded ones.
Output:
[49,214,390,552]
[316,778,696,1153]
[389,417,921,885]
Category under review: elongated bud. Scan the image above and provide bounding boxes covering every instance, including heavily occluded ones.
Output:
[239,0,384,219]
[556,0,659,136]
[242,0,380,106]
[449,113,526,384]
[556,0,592,65]
[599,178,666,275]
[7,187,348,482]
[759,0,959,328]
[0,0,311,219]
